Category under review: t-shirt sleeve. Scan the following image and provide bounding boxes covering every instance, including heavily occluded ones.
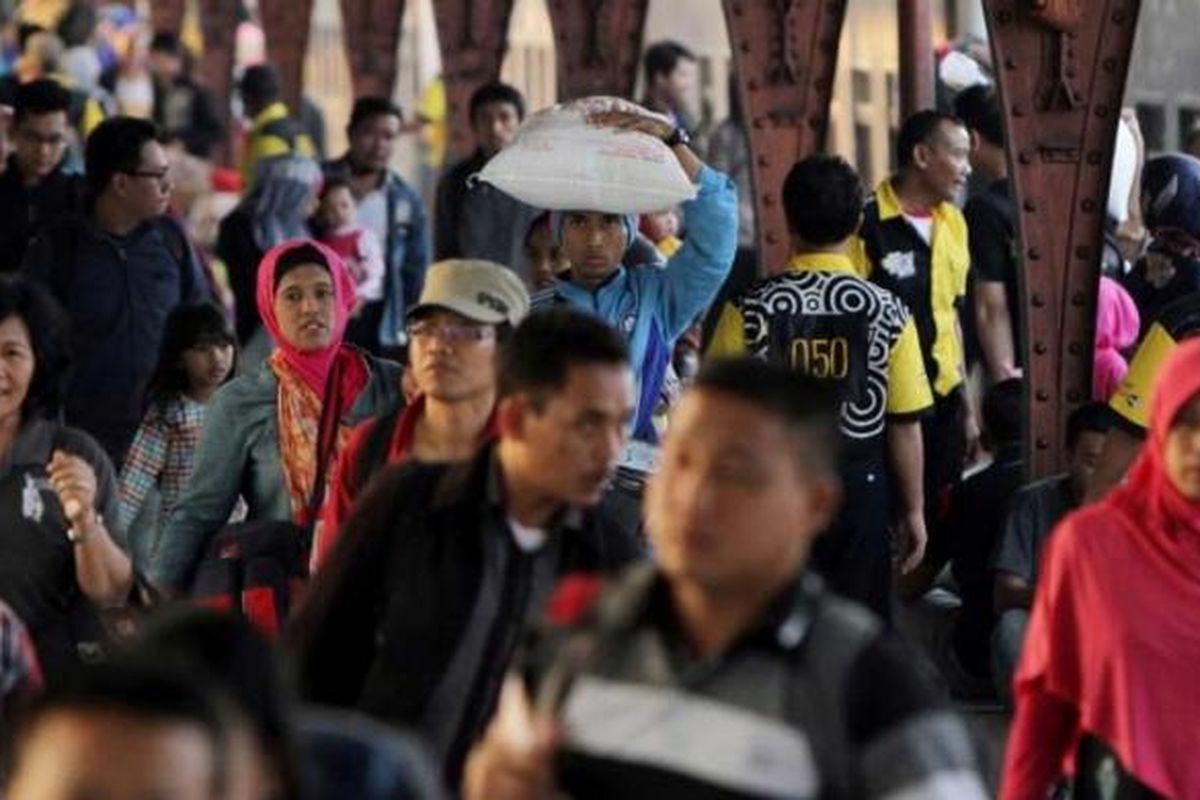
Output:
[1110,321,1175,432]
[993,488,1037,583]
[847,634,989,799]
[705,303,747,360]
[886,317,934,416]
[964,197,1012,286]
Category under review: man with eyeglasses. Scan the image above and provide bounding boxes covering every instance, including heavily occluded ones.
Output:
[0,80,85,271]
[291,309,644,787]
[23,116,210,467]
[311,258,528,569]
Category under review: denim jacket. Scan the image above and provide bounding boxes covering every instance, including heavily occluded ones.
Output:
[151,354,402,589]
[324,157,431,347]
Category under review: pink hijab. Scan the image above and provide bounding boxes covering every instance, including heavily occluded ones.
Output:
[255,239,363,400]
[1092,276,1140,401]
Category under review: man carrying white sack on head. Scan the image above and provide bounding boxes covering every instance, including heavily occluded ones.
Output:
[527,103,738,528]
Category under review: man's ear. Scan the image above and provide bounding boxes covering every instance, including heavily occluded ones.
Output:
[913,140,933,171]
[496,394,528,440]
[807,474,843,535]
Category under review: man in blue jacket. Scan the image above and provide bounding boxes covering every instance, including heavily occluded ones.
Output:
[23,117,210,467]
[531,108,738,490]
[324,96,430,355]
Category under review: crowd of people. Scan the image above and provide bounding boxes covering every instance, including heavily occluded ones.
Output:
[0,4,1198,799]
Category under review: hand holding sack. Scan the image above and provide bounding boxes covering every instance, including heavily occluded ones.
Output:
[475,96,698,214]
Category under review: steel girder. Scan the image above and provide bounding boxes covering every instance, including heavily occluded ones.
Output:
[197,0,241,165]
[983,0,1141,476]
[433,0,517,162]
[721,0,849,273]
[340,0,408,99]
[258,0,317,113]
[545,0,649,101]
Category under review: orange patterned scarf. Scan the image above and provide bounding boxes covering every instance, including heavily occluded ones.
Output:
[271,352,355,525]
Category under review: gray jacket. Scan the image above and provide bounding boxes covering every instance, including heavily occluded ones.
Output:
[151,354,402,589]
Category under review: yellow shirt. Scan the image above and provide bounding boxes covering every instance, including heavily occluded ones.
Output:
[240,102,317,191]
[850,178,970,397]
[709,252,933,451]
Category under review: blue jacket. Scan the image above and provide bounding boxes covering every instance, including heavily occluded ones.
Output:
[22,215,210,466]
[150,354,402,590]
[324,157,431,347]
[531,166,738,440]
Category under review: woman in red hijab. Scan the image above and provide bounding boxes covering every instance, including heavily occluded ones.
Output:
[1002,338,1200,799]
[151,240,402,591]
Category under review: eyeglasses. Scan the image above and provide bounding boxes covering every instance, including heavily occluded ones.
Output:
[405,320,494,344]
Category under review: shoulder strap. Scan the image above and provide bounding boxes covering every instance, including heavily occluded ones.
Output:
[303,359,351,541]
[260,117,300,152]
[154,217,197,300]
[353,403,406,495]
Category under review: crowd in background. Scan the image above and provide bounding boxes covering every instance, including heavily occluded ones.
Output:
[0,2,1198,799]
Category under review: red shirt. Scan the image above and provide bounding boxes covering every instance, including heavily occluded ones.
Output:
[311,395,498,571]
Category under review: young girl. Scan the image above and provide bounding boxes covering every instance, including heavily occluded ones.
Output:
[120,303,238,570]
[316,176,387,352]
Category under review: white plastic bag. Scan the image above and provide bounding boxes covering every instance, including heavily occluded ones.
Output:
[474,96,698,214]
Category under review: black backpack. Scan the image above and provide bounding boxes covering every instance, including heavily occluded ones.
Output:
[189,363,345,637]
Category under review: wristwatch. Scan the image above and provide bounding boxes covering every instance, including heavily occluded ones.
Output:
[67,514,101,545]
[664,126,691,148]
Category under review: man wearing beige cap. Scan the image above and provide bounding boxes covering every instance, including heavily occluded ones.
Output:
[311,258,529,569]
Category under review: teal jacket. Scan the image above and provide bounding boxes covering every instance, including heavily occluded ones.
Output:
[151,354,401,589]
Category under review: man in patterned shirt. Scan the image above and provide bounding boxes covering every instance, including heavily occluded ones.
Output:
[709,155,933,620]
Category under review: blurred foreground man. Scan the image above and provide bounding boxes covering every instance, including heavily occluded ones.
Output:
[464,359,988,800]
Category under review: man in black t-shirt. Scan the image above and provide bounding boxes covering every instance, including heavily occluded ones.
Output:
[955,85,1020,383]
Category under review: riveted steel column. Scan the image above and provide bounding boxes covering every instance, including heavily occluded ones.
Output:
[150,0,186,35]
[433,0,517,162]
[983,0,1141,477]
[259,0,317,113]
[546,0,649,101]
[340,0,407,99]
[721,0,849,273]
[898,0,936,117]
[198,0,240,165]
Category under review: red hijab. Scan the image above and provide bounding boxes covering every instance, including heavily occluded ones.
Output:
[255,239,367,412]
[1014,338,1200,798]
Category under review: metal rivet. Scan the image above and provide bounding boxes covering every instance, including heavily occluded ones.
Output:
[1036,390,1050,402]
[1023,200,1037,213]
[1027,247,1042,261]
[1068,342,1082,355]
[1036,437,1050,450]
[766,232,779,245]
[747,78,759,91]
[1113,10,1128,24]
[1012,103,1025,118]
[1076,246,1091,261]
[757,155,769,168]
[1034,341,1048,355]
[997,9,1013,23]
[809,115,823,129]
[1019,150,1034,165]
[1088,151,1103,165]
[1103,58,1118,73]
[1067,389,1082,403]
[1082,199,1096,213]
[1004,56,1017,71]
[1072,292,1086,306]
[1095,105,1110,118]
[1032,293,1046,307]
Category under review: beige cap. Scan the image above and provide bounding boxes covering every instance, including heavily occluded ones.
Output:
[407,259,531,327]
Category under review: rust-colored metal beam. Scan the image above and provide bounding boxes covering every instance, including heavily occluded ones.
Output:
[197,0,240,165]
[722,0,849,273]
[149,0,186,35]
[433,0,517,162]
[983,0,1141,476]
[258,0,317,113]
[898,0,936,117]
[340,0,407,99]
[546,0,649,101]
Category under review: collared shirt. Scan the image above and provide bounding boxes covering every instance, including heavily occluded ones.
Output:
[709,252,932,461]
[241,102,316,190]
[0,157,84,271]
[529,565,988,799]
[851,178,971,397]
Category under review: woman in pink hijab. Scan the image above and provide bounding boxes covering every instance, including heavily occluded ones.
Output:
[152,240,402,591]
[1003,337,1200,798]
[1093,276,1140,402]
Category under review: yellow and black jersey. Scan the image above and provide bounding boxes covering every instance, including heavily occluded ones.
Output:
[709,253,933,461]
[850,179,970,398]
[1110,293,1200,433]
